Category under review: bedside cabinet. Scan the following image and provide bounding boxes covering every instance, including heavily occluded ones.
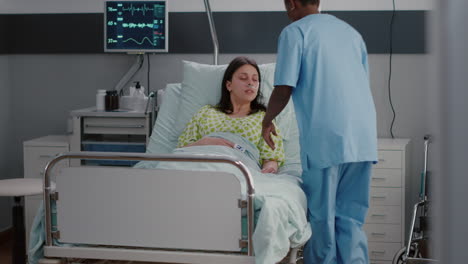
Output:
[23,135,69,251]
[69,107,152,166]
[365,138,410,264]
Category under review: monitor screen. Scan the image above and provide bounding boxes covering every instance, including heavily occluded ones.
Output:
[104,0,168,53]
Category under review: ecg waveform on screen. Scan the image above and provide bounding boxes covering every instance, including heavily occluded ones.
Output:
[123,37,156,46]
[121,4,154,16]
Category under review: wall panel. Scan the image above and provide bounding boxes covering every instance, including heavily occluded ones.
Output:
[0,11,426,54]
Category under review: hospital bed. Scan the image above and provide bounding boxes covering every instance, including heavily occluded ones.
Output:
[35,61,311,264]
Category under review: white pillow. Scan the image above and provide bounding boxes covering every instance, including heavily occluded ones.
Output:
[173,60,301,166]
[172,61,227,137]
[146,83,182,154]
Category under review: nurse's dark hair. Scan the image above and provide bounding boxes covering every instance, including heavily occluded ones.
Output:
[215,56,266,115]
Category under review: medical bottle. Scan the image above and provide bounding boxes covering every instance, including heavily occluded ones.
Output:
[105,91,113,111]
[96,89,106,111]
[105,90,119,111]
[114,91,120,110]
[134,81,145,98]
[110,90,119,110]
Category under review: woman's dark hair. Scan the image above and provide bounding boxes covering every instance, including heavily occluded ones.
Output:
[286,0,320,6]
[215,56,266,115]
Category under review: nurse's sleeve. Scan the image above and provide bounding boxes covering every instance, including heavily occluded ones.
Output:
[274,26,303,88]
[177,106,207,147]
[258,122,285,166]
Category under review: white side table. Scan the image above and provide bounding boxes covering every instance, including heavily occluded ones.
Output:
[0,178,43,264]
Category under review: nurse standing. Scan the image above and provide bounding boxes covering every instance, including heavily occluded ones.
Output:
[262,0,378,263]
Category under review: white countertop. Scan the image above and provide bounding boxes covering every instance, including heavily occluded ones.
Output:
[70,107,148,118]
[23,135,69,147]
[378,138,411,150]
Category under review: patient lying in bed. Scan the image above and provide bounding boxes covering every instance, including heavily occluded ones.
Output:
[177,56,285,174]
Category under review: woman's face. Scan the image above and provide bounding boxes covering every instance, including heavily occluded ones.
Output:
[226,64,260,104]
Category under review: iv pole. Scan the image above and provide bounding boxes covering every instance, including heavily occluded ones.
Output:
[203,0,219,65]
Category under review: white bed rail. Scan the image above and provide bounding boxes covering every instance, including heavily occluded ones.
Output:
[43,152,256,256]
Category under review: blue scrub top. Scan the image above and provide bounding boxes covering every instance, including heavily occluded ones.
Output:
[274,14,377,169]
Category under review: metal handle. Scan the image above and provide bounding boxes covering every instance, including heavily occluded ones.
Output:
[371,232,387,236]
[421,134,431,199]
[378,158,386,162]
[371,250,386,254]
[372,177,386,180]
[371,214,387,217]
[371,195,387,199]
[85,124,144,129]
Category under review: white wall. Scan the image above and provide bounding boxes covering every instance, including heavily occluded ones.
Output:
[369,54,429,228]
[0,55,12,231]
[0,0,433,13]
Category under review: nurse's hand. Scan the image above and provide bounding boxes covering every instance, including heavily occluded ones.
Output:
[262,121,277,150]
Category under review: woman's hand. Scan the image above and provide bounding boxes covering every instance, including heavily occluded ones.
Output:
[183,137,234,148]
[261,160,278,174]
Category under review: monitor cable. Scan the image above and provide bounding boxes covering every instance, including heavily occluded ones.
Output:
[145,53,158,120]
[388,0,397,139]
[147,53,151,97]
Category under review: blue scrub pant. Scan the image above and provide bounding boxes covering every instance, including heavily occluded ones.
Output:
[302,162,372,264]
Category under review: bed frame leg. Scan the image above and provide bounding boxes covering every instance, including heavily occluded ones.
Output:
[38,258,65,264]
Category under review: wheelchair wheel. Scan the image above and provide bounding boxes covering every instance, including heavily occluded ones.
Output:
[392,243,422,264]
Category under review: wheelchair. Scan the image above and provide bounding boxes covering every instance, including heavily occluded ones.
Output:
[392,135,438,264]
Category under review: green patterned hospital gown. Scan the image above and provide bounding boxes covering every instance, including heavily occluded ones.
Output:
[178,105,285,165]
